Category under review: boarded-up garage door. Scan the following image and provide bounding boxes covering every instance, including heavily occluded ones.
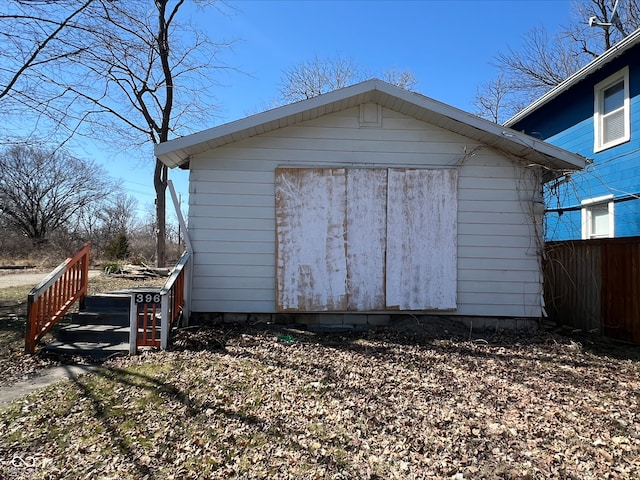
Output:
[275,168,457,312]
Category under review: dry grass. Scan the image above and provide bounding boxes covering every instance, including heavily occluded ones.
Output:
[0,282,57,386]
[0,325,639,479]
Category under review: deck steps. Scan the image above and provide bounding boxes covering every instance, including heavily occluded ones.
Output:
[44,293,136,359]
[43,341,131,358]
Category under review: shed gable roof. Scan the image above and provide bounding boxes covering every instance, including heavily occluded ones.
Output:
[155,79,587,172]
[505,28,640,127]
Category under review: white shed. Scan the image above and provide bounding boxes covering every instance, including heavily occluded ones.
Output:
[155,79,586,326]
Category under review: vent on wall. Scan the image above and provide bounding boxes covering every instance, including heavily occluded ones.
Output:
[359,103,383,128]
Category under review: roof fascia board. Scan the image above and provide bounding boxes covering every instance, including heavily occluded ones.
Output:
[154,80,380,161]
[155,78,586,170]
[505,28,640,127]
[374,83,587,169]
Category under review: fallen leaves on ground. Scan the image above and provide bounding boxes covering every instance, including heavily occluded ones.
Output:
[0,325,639,479]
[0,307,60,387]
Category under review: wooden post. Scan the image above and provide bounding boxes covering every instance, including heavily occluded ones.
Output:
[129,294,138,355]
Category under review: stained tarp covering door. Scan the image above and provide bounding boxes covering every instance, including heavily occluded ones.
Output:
[275,168,457,312]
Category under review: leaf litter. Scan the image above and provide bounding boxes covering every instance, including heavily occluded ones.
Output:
[0,322,639,479]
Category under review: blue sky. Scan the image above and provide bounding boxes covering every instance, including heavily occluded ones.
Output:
[110,0,576,219]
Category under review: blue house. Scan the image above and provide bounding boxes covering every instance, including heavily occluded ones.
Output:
[506,28,640,240]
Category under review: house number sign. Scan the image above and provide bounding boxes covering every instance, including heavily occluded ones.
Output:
[134,292,161,304]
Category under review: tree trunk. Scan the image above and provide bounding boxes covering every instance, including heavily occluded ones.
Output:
[154,159,168,267]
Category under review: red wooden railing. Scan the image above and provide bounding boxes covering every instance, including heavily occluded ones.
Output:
[129,250,191,354]
[160,250,190,348]
[25,243,90,354]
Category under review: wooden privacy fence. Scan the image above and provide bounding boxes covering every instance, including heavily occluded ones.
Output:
[129,250,191,354]
[25,243,90,353]
[544,237,640,344]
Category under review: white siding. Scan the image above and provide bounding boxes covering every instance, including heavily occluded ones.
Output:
[187,106,544,317]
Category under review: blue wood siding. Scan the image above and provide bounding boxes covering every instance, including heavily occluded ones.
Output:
[511,44,640,240]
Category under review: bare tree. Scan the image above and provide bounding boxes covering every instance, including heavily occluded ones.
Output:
[473,74,519,123]
[380,67,418,92]
[475,0,640,123]
[280,54,360,102]
[280,54,418,103]
[1,0,233,266]
[99,195,141,238]
[0,0,100,147]
[76,194,140,253]
[0,145,116,242]
[565,0,639,53]
[498,27,583,95]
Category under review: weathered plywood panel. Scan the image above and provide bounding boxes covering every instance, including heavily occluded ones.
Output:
[275,168,348,311]
[345,169,387,310]
[276,168,388,311]
[386,169,458,310]
[277,167,458,312]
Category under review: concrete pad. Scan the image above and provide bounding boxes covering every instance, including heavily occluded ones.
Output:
[0,365,98,409]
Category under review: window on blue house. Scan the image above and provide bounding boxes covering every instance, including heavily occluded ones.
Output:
[581,195,614,239]
[594,67,630,152]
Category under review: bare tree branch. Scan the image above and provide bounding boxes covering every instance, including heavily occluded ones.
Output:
[0,1,94,100]
[1,0,236,265]
[380,67,418,91]
[475,0,640,124]
[280,54,360,103]
[280,54,419,103]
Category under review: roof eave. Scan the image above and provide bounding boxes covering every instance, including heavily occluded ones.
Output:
[155,79,587,172]
[505,28,640,127]
[154,80,386,167]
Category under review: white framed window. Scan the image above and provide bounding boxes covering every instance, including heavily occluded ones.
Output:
[594,67,630,152]
[581,195,614,239]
